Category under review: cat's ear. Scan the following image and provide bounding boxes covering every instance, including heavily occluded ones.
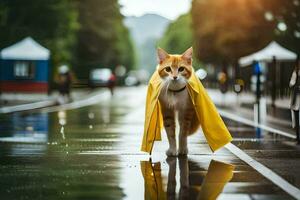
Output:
[157,48,169,64]
[182,47,193,64]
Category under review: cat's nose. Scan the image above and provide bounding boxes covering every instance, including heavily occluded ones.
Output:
[173,76,178,80]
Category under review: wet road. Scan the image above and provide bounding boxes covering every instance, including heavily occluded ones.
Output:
[0,87,298,200]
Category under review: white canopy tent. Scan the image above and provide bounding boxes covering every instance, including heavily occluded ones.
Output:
[239,41,297,66]
[0,37,50,60]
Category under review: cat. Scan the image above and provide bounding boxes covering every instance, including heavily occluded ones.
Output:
[157,47,200,156]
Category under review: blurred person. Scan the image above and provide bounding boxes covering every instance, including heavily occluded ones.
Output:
[114,64,126,85]
[217,71,228,107]
[55,65,74,104]
[218,71,228,94]
[254,61,262,103]
[289,57,300,143]
[108,72,116,95]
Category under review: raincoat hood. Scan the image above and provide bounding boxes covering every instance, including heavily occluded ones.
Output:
[141,69,232,154]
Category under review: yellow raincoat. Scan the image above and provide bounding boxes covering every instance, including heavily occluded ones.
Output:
[197,160,235,200]
[141,69,232,154]
[140,161,166,200]
[140,159,234,200]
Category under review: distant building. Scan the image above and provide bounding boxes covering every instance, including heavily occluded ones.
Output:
[0,37,50,93]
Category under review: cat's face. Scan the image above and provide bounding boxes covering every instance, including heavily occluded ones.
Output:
[157,47,193,90]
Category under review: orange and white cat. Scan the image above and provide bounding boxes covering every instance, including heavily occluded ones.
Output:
[157,47,200,156]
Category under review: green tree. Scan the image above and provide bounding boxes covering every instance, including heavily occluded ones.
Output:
[191,0,276,64]
[158,14,193,54]
[263,0,300,54]
[158,14,202,68]
[0,0,79,67]
[74,0,135,79]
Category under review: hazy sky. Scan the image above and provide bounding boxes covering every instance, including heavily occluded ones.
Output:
[118,0,192,20]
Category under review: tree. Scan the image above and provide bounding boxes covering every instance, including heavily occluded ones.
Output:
[0,0,79,67]
[74,0,135,79]
[191,0,276,64]
[158,13,201,68]
[263,0,300,54]
[158,14,193,54]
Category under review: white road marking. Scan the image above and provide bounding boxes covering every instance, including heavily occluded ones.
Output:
[40,91,111,113]
[219,109,296,139]
[0,100,55,114]
[0,90,110,114]
[225,142,300,200]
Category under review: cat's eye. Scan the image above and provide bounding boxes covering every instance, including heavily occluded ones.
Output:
[165,67,171,72]
[178,67,185,72]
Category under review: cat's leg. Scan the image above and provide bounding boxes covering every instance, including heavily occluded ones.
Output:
[166,157,176,199]
[162,107,177,157]
[178,109,193,156]
[178,157,189,199]
[178,130,188,156]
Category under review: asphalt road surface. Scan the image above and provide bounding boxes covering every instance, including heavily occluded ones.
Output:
[0,87,299,200]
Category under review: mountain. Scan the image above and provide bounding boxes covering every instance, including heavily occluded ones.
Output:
[124,14,170,71]
[124,14,170,46]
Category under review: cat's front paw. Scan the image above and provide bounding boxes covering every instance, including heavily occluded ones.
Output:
[166,148,177,157]
[178,148,188,156]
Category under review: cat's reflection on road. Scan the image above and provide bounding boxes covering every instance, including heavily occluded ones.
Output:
[140,158,234,200]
